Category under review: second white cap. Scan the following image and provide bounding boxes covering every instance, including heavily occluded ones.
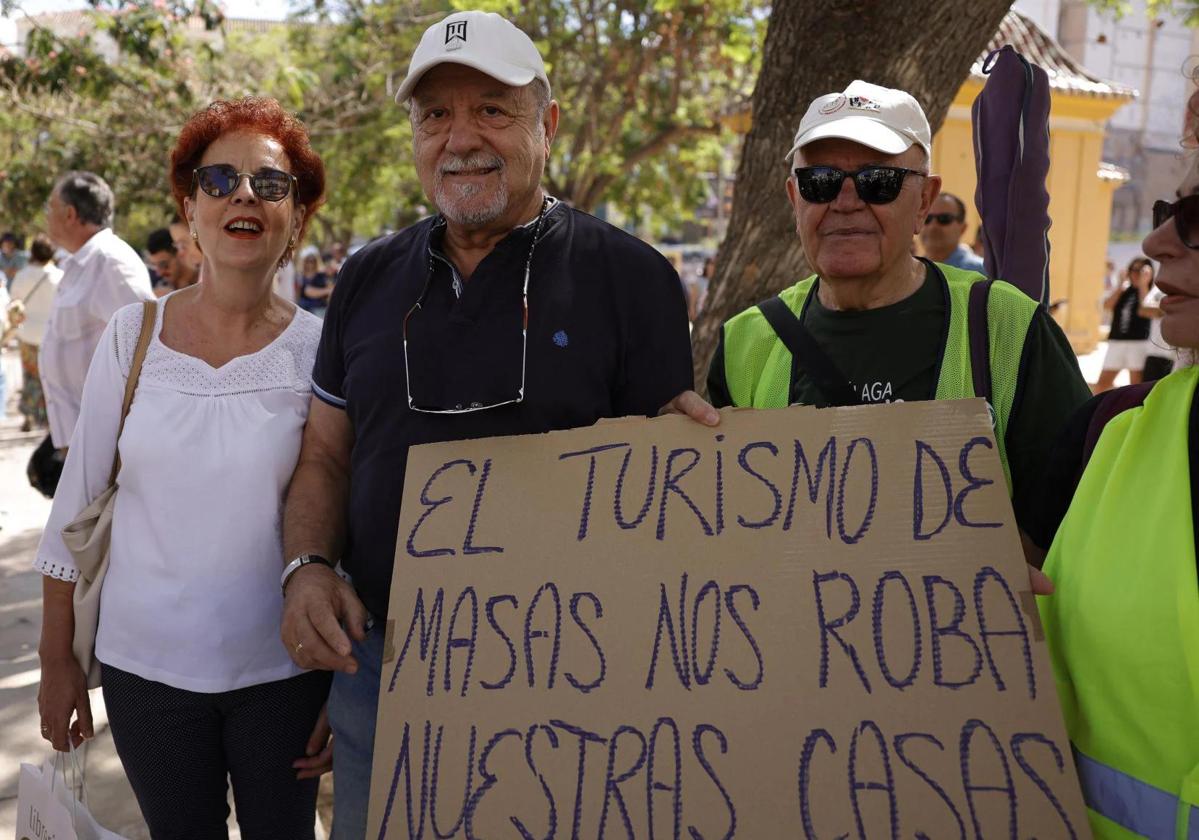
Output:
[785,80,932,162]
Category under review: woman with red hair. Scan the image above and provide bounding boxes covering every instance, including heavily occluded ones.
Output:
[34,98,332,837]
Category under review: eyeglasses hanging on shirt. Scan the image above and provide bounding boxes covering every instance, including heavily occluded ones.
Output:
[402,197,549,414]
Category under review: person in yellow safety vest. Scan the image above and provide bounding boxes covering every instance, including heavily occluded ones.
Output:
[704,79,1091,568]
[1032,114,1199,839]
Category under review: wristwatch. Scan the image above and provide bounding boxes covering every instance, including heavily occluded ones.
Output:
[281,553,336,595]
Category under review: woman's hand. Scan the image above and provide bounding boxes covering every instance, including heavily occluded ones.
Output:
[37,653,92,752]
[293,702,333,780]
[38,576,91,752]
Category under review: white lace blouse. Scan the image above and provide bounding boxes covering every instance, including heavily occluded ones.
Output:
[34,296,322,693]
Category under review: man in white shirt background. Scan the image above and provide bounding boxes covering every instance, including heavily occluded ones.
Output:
[41,171,153,450]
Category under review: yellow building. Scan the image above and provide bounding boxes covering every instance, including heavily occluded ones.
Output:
[932,10,1135,352]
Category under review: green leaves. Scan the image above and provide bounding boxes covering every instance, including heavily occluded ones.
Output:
[0,0,765,247]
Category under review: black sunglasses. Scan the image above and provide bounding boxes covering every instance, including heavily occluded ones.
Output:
[925,212,964,226]
[793,165,926,205]
[193,164,297,203]
[1153,196,1199,250]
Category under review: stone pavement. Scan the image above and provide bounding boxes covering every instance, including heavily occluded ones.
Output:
[0,346,331,838]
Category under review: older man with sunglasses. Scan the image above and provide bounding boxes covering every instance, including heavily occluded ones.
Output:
[278,11,707,834]
[708,80,1089,564]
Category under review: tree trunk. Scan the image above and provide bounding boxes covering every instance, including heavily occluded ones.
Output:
[690,0,1015,390]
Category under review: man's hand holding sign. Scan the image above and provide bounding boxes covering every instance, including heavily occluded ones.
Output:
[367,399,1088,837]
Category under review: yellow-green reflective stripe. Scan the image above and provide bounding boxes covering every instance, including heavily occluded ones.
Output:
[1075,747,1181,839]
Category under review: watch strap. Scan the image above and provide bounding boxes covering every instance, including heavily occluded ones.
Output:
[281,553,335,594]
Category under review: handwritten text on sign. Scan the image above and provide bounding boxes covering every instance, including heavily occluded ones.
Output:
[367,400,1088,839]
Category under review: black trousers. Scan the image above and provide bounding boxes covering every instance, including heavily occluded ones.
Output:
[101,664,332,840]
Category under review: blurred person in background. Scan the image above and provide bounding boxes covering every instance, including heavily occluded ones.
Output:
[297,249,332,317]
[8,234,62,431]
[41,171,153,450]
[1095,256,1154,392]
[0,280,8,414]
[169,214,203,273]
[918,191,986,273]
[146,227,199,297]
[1,230,28,290]
[323,240,346,276]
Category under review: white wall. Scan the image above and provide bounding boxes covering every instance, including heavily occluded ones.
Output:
[1013,0,1063,41]
[1071,0,1194,149]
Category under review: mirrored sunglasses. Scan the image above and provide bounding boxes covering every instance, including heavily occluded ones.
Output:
[193,164,297,203]
[794,165,926,205]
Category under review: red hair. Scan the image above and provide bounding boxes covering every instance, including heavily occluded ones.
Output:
[169,97,325,251]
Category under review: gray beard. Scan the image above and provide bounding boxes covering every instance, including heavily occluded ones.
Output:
[435,179,510,226]
[433,152,510,226]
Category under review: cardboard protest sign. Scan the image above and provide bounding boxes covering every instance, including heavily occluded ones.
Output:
[368,399,1089,838]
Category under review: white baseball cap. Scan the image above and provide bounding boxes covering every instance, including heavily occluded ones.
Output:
[394,11,550,104]
[785,80,932,162]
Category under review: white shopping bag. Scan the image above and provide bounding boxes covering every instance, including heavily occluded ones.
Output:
[15,748,127,840]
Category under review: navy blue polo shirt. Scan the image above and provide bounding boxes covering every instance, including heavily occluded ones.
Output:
[311,201,693,620]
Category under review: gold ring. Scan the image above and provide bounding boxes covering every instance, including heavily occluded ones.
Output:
[40,723,50,733]
[295,641,303,654]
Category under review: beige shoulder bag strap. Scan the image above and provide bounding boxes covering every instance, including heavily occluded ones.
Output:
[107,299,157,486]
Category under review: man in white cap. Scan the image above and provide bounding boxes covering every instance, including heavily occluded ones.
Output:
[278,11,712,830]
[707,80,1089,563]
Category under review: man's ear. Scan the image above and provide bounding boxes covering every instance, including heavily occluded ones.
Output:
[916,174,942,235]
[785,174,803,234]
[542,100,560,154]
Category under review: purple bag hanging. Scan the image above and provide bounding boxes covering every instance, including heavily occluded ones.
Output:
[971,45,1052,305]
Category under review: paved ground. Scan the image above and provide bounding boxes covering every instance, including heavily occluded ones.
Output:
[0,347,332,838]
[0,337,1123,837]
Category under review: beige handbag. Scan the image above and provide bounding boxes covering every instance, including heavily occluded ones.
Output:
[62,300,156,689]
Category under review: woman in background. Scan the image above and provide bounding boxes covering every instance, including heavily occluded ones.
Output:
[297,249,332,317]
[1094,256,1154,391]
[9,234,62,431]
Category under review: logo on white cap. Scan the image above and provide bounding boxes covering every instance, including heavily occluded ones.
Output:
[445,20,467,49]
[819,94,846,115]
[395,10,550,104]
[784,80,932,162]
[847,95,880,112]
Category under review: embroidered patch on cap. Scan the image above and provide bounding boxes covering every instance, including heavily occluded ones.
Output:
[445,20,467,51]
[847,95,881,112]
[819,94,847,115]
[553,330,569,348]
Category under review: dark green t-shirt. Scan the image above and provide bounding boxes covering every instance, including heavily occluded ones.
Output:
[794,266,945,406]
[707,267,1092,533]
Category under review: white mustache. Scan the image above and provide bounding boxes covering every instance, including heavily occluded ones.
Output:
[439,154,504,175]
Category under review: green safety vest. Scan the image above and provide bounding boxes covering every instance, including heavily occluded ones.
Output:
[718,263,1038,486]
[1039,366,1199,840]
